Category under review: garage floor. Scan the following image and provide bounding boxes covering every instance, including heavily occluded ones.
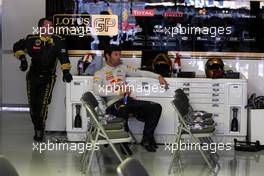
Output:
[0,112,264,176]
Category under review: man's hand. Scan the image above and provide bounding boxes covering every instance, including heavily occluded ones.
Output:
[158,75,168,86]
[19,56,28,72]
[119,84,131,95]
[62,70,73,83]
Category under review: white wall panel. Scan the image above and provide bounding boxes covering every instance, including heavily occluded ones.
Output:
[2,0,45,50]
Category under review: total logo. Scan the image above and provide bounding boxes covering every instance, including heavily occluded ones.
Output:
[132,9,155,17]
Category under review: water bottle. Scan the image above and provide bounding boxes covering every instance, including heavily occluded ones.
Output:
[123,93,129,105]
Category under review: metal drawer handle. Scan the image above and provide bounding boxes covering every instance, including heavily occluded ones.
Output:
[212,83,220,87]
[213,88,219,92]
[213,114,219,117]
[74,82,81,86]
[212,104,219,107]
[212,99,219,102]
[212,93,219,97]
[183,83,190,86]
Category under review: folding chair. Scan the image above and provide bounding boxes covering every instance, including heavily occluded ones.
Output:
[174,89,220,156]
[80,92,132,174]
[0,156,19,176]
[98,96,138,144]
[168,90,219,174]
[117,157,149,176]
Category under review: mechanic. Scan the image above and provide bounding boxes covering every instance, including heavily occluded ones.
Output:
[13,17,73,142]
[93,45,168,152]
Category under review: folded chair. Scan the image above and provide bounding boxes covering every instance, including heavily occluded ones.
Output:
[117,157,149,176]
[0,156,19,176]
[168,90,219,174]
[80,92,132,174]
[174,89,220,156]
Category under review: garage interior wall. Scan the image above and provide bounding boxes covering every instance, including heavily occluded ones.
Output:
[0,0,2,106]
[1,0,264,106]
[1,0,45,105]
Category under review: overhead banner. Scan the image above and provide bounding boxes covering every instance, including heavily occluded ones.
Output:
[46,1,264,52]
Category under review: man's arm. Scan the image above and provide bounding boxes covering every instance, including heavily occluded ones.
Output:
[123,65,160,79]
[123,64,168,86]
[56,36,71,71]
[93,71,121,97]
[56,36,72,82]
[13,38,28,71]
[13,38,27,59]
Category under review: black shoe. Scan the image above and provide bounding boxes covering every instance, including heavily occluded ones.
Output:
[141,139,156,152]
[150,136,158,149]
[33,130,44,142]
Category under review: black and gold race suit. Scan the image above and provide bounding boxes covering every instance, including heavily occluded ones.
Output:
[13,34,71,130]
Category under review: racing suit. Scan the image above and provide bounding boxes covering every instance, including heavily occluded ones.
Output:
[13,34,71,131]
[93,64,162,141]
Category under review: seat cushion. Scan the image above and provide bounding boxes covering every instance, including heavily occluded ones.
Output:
[107,117,125,124]
[92,131,130,140]
[103,123,123,131]
[182,126,215,134]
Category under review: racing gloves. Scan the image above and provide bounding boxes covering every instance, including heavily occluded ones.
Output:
[19,55,28,72]
[63,70,73,83]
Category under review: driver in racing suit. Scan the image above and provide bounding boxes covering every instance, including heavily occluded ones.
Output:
[93,45,168,152]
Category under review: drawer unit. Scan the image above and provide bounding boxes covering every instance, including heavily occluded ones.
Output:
[191,103,225,114]
[212,113,225,123]
[132,80,176,98]
[66,76,247,142]
[180,87,225,94]
[177,82,224,89]
[190,98,225,104]
[187,93,225,99]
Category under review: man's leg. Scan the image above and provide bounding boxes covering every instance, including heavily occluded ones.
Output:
[33,77,55,141]
[121,99,162,152]
[26,72,39,135]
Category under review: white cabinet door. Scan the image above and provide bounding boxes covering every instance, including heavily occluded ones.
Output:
[228,84,243,105]
[70,80,87,102]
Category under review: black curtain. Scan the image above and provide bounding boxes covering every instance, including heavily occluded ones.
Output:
[46,0,76,18]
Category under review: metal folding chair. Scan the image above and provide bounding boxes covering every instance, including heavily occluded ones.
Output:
[96,96,138,144]
[80,92,132,174]
[168,90,219,174]
[117,157,149,176]
[0,156,19,176]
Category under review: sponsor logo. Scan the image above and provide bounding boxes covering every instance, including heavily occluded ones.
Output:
[164,11,183,17]
[91,15,118,36]
[32,46,41,50]
[35,39,42,46]
[52,14,118,36]
[132,9,155,17]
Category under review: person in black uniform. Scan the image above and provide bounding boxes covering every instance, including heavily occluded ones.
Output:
[13,17,73,141]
